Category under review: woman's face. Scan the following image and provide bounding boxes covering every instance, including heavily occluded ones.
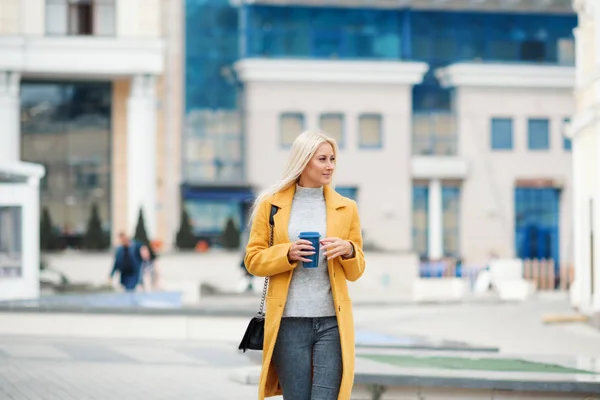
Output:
[298,142,335,188]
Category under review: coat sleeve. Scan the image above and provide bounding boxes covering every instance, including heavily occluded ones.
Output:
[110,248,121,277]
[244,200,299,277]
[339,201,366,282]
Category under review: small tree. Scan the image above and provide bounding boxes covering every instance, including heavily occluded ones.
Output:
[134,208,149,244]
[40,207,58,251]
[221,217,240,250]
[82,203,109,250]
[175,208,197,250]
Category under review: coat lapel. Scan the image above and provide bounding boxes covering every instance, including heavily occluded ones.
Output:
[270,184,346,243]
[270,184,294,244]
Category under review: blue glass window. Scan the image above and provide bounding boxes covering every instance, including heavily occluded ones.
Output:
[335,186,358,202]
[247,6,402,59]
[515,187,560,269]
[186,1,239,111]
[491,118,513,150]
[528,118,550,150]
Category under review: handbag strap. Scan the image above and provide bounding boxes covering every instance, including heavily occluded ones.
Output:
[257,205,279,316]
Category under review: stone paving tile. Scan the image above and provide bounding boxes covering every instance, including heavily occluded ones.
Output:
[53,342,135,363]
[0,337,258,400]
[0,344,70,360]
[110,345,207,365]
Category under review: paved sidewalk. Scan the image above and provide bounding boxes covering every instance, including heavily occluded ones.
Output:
[0,336,257,400]
[2,295,600,399]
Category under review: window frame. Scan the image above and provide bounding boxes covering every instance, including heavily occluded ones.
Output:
[490,117,513,151]
[319,112,345,149]
[358,113,383,149]
[527,118,550,151]
[45,0,116,37]
[279,112,305,149]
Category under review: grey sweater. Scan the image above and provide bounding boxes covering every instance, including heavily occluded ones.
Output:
[283,185,336,318]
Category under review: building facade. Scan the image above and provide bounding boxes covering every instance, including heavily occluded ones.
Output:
[0,0,183,249]
[204,0,575,265]
[570,0,599,316]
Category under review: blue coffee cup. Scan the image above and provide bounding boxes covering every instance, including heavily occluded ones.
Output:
[298,232,320,268]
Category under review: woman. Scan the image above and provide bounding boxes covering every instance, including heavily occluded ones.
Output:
[245,130,366,400]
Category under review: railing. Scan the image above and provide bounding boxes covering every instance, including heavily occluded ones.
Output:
[522,259,574,291]
[419,258,574,292]
[412,111,457,156]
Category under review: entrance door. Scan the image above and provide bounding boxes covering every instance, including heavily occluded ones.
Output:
[515,188,560,268]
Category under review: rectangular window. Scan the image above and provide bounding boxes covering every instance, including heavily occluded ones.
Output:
[358,114,382,148]
[412,111,456,156]
[46,0,115,36]
[563,118,572,151]
[491,118,513,150]
[412,185,429,259]
[558,38,575,66]
[442,185,460,258]
[280,113,305,148]
[319,113,344,148]
[528,118,550,150]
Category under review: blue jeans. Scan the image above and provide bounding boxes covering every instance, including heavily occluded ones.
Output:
[273,316,342,400]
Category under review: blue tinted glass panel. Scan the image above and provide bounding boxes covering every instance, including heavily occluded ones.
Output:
[514,188,560,271]
[335,186,358,202]
[246,6,403,59]
[491,118,513,150]
[528,118,550,150]
[186,1,239,111]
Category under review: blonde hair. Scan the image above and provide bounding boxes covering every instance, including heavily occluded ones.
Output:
[249,130,338,223]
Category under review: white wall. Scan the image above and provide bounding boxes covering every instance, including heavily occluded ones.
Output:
[20,0,44,36]
[117,0,162,38]
[243,81,414,252]
[0,0,21,35]
[456,87,574,265]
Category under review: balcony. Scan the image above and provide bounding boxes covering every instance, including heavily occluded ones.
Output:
[412,111,457,156]
[0,36,164,77]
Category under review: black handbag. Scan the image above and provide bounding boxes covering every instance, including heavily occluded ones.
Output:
[238,205,279,352]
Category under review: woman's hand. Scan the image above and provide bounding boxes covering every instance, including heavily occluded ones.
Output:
[287,239,315,263]
[321,237,354,260]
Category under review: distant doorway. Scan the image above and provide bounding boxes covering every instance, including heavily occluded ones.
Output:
[515,188,560,269]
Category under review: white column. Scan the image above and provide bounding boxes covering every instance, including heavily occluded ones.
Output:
[127,75,157,239]
[573,27,583,87]
[0,71,20,163]
[428,179,443,260]
[595,1,600,67]
[594,124,600,311]
[571,135,584,308]
[27,176,41,299]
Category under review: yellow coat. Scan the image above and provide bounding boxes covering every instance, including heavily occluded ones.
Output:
[245,184,366,400]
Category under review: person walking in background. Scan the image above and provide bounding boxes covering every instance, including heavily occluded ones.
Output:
[140,242,161,291]
[109,232,147,292]
[244,130,366,400]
